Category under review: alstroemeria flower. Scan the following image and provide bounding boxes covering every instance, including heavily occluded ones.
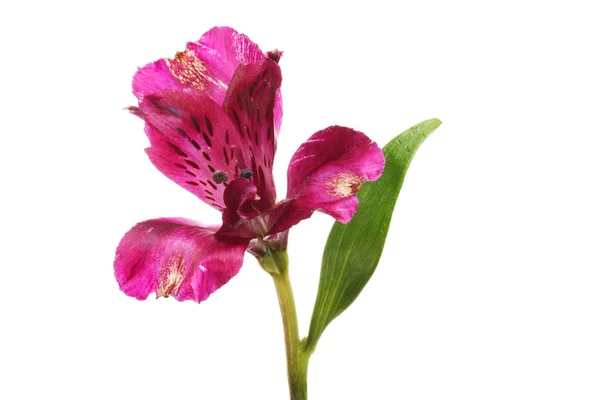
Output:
[115,26,385,303]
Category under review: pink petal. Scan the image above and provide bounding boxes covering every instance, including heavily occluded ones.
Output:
[221,178,260,229]
[132,26,284,142]
[130,89,257,211]
[223,59,282,210]
[132,27,274,105]
[114,218,249,303]
[132,59,185,101]
[267,126,385,233]
[258,198,312,236]
[186,26,266,105]
[274,89,283,135]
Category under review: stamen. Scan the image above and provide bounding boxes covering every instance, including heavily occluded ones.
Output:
[241,168,253,179]
[212,170,228,184]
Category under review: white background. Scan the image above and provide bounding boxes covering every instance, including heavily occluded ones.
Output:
[1,0,599,399]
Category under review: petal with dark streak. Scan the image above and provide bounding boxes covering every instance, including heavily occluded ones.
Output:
[223,59,282,210]
[130,90,253,210]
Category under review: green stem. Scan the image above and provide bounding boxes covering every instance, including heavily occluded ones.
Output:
[263,250,310,400]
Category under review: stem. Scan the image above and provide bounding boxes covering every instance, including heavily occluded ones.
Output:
[264,251,310,400]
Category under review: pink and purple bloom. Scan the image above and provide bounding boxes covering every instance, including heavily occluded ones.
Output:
[115,27,385,303]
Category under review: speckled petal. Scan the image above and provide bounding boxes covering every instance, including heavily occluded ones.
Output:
[114,218,249,303]
[185,26,266,105]
[132,27,273,106]
[223,59,282,210]
[130,89,256,210]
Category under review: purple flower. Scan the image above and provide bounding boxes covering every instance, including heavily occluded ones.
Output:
[115,27,385,303]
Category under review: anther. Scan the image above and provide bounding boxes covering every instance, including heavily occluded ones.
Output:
[241,168,253,179]
[212,170,228,184]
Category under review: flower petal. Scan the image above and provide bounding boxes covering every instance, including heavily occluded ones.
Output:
[223,59,282,210]
[221,178,260,230]
[266,126,385,233]
[132,59,185,100]
[274,89,283,135]
[130,89,256,210]
[185,26,266,105]
[133,26,267,106]
[114,218,249,303]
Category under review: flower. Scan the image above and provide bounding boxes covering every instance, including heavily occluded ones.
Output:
[114,27,385,303]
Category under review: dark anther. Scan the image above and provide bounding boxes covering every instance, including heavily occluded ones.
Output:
[212,170,228,184]
[241,168,253,179]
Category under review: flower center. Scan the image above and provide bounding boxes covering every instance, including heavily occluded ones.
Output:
[326,173,364,198]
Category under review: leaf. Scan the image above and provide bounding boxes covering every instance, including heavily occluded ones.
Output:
[304,118,442,352]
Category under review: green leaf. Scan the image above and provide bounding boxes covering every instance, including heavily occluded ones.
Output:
[304,118,442,353]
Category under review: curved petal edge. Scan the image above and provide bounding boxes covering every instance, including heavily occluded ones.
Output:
[267,126,385,233]
[114,218,249,303]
